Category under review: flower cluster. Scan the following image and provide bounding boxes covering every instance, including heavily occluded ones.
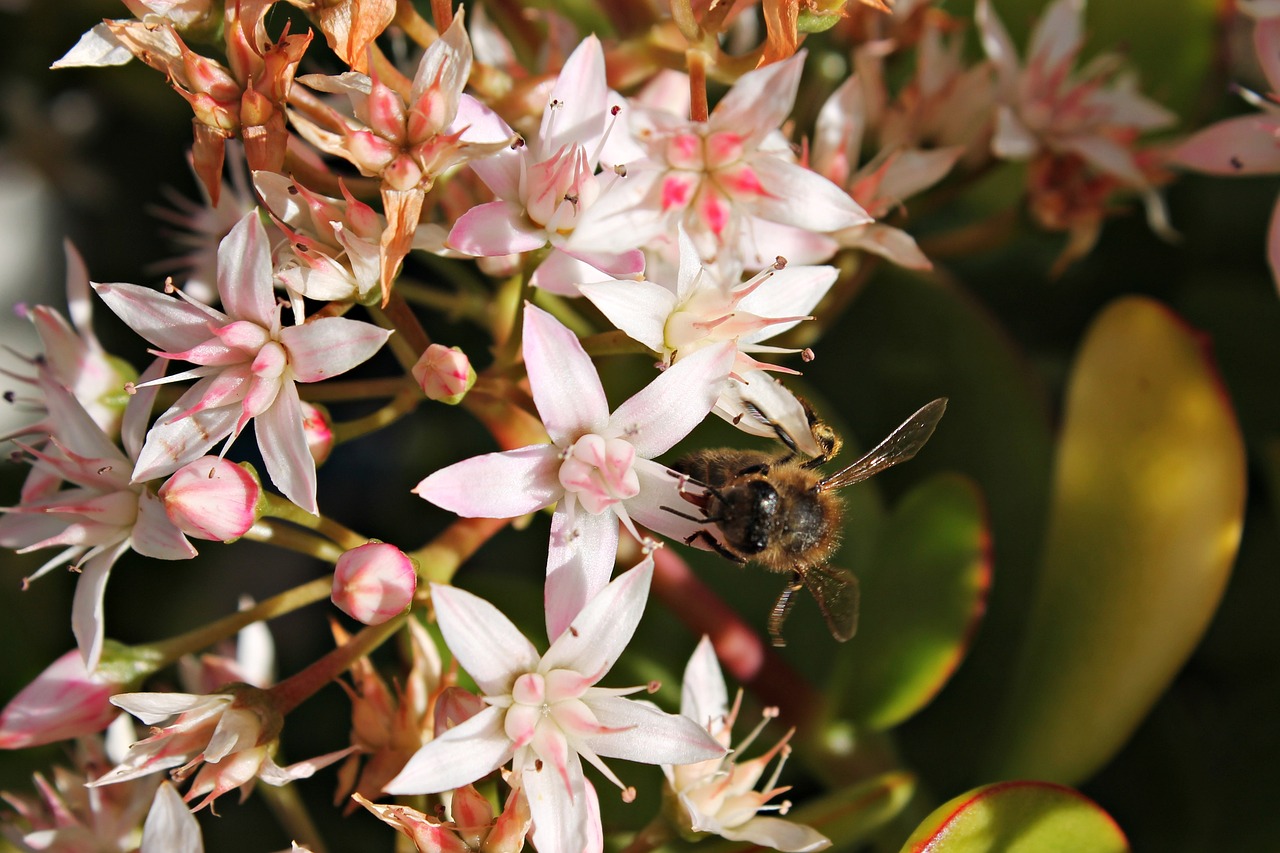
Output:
[0,0,1254,850]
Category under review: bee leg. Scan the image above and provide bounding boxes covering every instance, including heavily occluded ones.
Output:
[768,574,805,648]
[684,530,746,564]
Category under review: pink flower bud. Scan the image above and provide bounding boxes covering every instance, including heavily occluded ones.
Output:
[332,543,417,625]
[159,456,262,541]
[301,401,335,465]
[412,344,476,405]
[0,649,124,748]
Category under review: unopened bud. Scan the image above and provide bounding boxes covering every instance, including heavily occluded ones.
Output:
[451,784,494,847]
[331,543,417,625]
[159,457,262,542]
[412,344,476,405]
[301,401,335,465]
[0,647,128,748]
[433,686,485,735]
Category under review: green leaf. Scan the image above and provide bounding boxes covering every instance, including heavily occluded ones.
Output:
[987,296,1246,784]
[829,474,990,731]
[899,780,1129,853]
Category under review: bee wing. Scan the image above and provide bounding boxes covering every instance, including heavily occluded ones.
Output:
[817,398,948,492]
[802,564,860,641]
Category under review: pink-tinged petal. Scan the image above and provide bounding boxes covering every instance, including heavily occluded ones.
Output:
[279,317,391,383]
[92,281,224,354]
[467,136,523,201]
[545,506,620,641]
[39,380,127,465]
[626,458,715,545]
[584,694,725,764]
[449,200,547,256]
[577,280,674,353]
[415,444,562,517]
[876,147,963,204]
[709,53,804,148]
[1171,114,1280,176]
[257,745,360,785]
[719,816,830,851]
[110,691,214,724]
[384,708,511,794]
[736,265,836,344]
[563,167,668,255]
[528,249,625,296]
[838,223,933,270]
[812,75,864,186]
[523,305,609,444]
[453,94,517,147]
[976,0,1021,94]
[217,211,277,329]
[140,782,204,853]
[0,649,123,748]
[429,586,541,694]
[524,749,590,853]
[543,556,651,676]
[1058,134,1147,185]
[72,540,129,670]
[605,341,734,459]
[1028,0,1084,76]
[562,246,646,279]
[409,10,472,128]
[1257,18,1280,94]
[541,36,607,158]
[681,635,729,724]
[131,490,197,561]
[132,386,238,483]
[122,359,167,461]
[730,217,840,269]
[51,22,134,68]
[991,105,1039,160]
[747,157,872,233]
[254,381,317,514]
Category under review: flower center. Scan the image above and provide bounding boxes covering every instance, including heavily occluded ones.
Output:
[503,670,600,749]
[557,433,640,515]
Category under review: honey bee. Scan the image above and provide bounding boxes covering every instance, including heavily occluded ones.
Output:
[664,397,948,647]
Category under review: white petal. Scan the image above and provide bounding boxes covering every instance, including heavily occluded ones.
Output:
[1028,0,1084,77]
[384,705,512,794]
[52,22,134,68]
[430,585,540,695]
[540,36,607,158]
[976,0,1021,95]
[449,200,547,256]
[280,317,391,383]
[529,248,622,296]
[625,458,715,546]
[544,506,620,641]
[524,750,590,853]
[132,393,238,483]
[140,782,204,853]
[720,816,831,852]
[583,694,724,765]
[110,692,213,725]
[709,53,804,149]
[91,281,225,355]
[681,635,730,724]
[605,341,735,459]
[523,304,609,444]
[735,265,837,344]
[414,444,562,518]
[542,556,652,676]
[122,359,168,461]
[131,490,197,561]
[72,540,129,670]
[577,280,674,353]
[254,382,318,515]
[217,212,277,329]
[747,157,872,234]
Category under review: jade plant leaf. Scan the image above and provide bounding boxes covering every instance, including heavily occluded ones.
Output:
[986,296,1246,785]
[899,780,1129,853]
[828,474,990,731]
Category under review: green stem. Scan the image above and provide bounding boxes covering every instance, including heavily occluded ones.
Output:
[240,519,347,563]
[331,387,423,444]
[408,515,512,583]
[579,330,656,359]
[397,277,492,325]
[370,288,431,371]
[529,289,596,338]
[146,576,334,666]
[258,496,368,552]
[299,376,414,403]
[269,613,408,715]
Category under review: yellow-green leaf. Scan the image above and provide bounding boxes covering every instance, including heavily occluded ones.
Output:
[987,296,1246,784]
[899,780,1129,853]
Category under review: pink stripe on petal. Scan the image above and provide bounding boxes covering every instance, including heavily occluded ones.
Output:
[448,200,547,256]
[523,305,609,445]
[280,317,392,382]
[415,444,562,518]
[254,382,317,515]
[1171,115,1280,176]
[217,212,278,329]
[605,340,734,459]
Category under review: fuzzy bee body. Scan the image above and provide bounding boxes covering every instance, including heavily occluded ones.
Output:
[667,398,948,647]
